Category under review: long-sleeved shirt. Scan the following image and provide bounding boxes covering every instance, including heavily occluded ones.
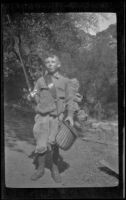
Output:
[32,72,77,117]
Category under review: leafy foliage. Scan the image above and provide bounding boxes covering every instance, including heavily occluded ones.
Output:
[2,9,117,119]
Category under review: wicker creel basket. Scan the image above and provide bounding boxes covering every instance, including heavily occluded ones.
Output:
[56,121,78,151]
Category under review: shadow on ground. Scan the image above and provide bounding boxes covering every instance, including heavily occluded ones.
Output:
[28,149,70,174]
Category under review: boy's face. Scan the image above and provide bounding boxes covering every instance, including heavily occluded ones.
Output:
[45,56,60,73]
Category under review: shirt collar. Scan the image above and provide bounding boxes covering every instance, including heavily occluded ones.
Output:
[45,71,60,79]
[53,72,60,79]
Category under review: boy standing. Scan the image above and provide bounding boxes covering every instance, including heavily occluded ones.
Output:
[28,54,76,183]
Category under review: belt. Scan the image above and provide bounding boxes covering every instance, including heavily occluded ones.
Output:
[38,112,58,118]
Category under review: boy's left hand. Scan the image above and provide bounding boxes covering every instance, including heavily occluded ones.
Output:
[65,116,74,126]
[27,94,32,101]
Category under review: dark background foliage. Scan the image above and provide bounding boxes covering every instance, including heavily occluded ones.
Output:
[2,7,117,120]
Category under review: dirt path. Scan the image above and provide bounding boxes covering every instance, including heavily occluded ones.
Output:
[4,106,118,188]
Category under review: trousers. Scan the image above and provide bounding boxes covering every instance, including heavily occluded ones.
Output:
[33,114,59,154]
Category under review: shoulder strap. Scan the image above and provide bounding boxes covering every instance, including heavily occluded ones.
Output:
[43,74,60,119]
[44,74,57,99]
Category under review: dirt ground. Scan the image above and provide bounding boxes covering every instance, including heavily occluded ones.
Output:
[4,106,119,188]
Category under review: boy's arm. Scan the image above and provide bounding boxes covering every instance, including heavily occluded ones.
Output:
[65,79,79,125]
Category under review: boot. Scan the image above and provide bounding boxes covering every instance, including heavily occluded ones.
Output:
[31,153,46,181]
[50,145,62,183]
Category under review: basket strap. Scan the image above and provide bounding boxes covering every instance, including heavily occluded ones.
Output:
[43,74,60,122]
[62,120,78,137]
[43,74,78,138]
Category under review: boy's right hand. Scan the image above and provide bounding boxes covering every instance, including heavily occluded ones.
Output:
[27,90,37,101]
[27,93,32,101]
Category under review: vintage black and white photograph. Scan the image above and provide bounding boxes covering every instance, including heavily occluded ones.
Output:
[2,2,124,198]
